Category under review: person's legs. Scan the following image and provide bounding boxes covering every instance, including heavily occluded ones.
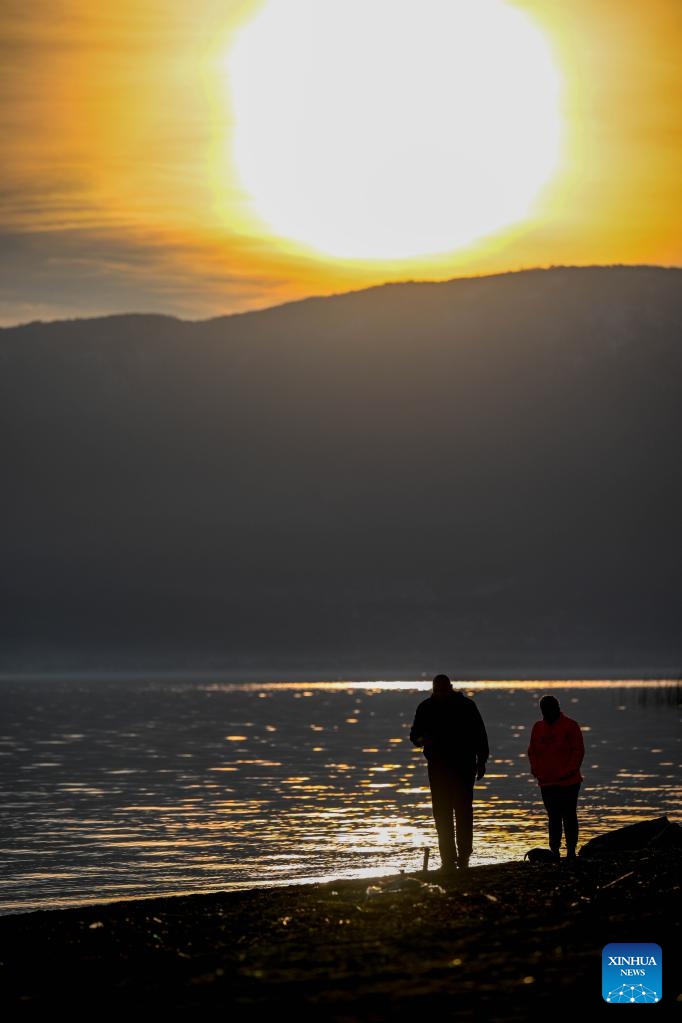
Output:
[558,782,581,856]
[428,763,457,868]
[540,785,563,856]
[452,773,475,867]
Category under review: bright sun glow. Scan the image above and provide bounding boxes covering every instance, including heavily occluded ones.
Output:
[227,0,562,260]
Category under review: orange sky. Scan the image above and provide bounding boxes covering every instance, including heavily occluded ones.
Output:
[1,0,680,325]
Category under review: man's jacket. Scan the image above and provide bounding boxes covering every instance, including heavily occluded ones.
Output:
[410,690,489,769]
[527,712,584,787]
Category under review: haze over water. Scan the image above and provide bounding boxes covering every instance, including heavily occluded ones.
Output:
[0,678,679,916]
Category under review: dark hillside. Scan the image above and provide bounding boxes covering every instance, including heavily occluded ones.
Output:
[2,266,680,677]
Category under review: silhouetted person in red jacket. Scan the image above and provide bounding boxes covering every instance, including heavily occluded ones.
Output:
[527,695,585,860]
[410,674,489,872]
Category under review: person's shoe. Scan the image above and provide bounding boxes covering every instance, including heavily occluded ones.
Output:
[549,849,561,862]
[436,861,458,876]
[457,856,470,871]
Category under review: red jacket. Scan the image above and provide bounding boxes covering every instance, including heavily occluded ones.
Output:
[527,712,584,787]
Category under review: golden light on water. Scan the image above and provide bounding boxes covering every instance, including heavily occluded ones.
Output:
[203,679,677,693]
[226,0,561,260]
[2,676,679,915]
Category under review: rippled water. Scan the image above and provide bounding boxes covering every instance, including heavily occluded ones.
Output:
[0,678,679,915]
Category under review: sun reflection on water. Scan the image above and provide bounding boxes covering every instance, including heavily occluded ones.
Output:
[0,678,678,914]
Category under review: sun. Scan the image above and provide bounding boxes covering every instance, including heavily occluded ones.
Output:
[227,0,561,260]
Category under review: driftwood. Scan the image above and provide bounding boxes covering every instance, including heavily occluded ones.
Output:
[579,816,682,857]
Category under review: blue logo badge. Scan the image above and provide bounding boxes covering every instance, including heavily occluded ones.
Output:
[602,943,662,1003]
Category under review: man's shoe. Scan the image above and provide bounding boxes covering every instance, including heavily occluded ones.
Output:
[457,857,470,870]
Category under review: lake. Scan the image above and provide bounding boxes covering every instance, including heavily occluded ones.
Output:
[0,677,679,915]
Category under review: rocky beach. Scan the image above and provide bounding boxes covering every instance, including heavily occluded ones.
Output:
[1,844,679,1020]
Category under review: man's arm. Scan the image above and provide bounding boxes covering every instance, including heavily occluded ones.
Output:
[473,704,489,779]
[409,703,426,747]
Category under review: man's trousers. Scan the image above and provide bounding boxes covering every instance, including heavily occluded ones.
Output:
[427,762,476,867]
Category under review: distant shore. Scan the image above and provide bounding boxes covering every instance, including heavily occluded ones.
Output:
[1,847,679,1019]
[1,671,679,685]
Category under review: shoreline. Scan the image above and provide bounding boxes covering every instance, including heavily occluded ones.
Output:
[2,847,679,1019]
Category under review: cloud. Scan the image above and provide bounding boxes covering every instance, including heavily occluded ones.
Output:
[0,227,280,325]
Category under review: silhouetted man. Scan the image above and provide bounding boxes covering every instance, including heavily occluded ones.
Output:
[410,674,489,872]
[527,694,584,860]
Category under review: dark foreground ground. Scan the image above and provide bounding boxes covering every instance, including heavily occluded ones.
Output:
[1,848,679,1021]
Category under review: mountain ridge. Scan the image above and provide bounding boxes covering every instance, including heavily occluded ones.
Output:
[1,263,678,333]
[2,265,680,677]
